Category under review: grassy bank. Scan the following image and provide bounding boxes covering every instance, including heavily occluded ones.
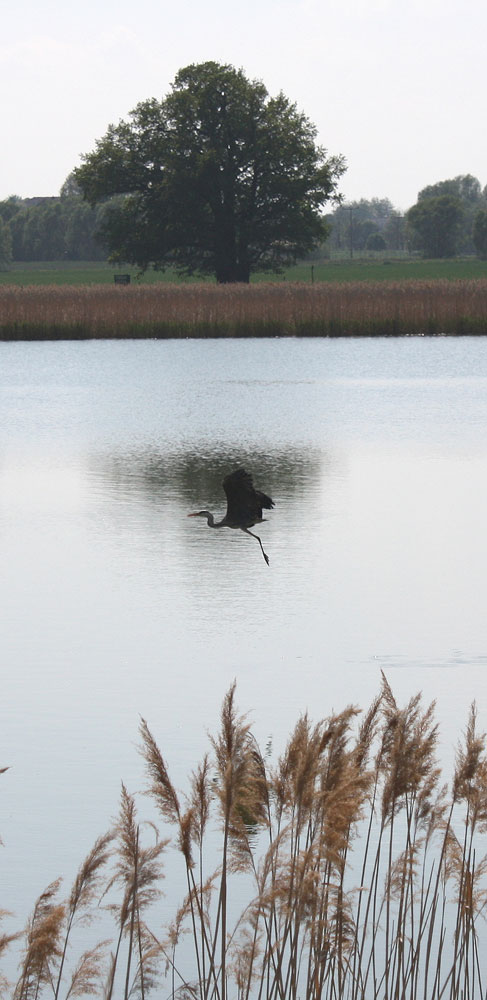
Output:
[1,257,487,287]
[3,677,487,999]
[1,279,487,339]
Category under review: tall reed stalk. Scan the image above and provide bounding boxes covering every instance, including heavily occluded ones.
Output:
[4,676,487,999]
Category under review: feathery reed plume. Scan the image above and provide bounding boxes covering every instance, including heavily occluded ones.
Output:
[0,911,20,996]
[273,713,327,832]
[440,706,487,1000]
[379,674,439,824]
[129,922,166,1000]
[210,682,269,839]
[453,703,487,823]
[63,940,109,998]
[139,723,212,996]
[375,677,440,999]
[104,784,166,1000]
[140,713,225,1000]
[190,755,212,853]
[352,694,382,772]
[445,830,487,918]
[319,708,371,863]
[67,832,114,917]
[139,718,182,826]
[208,682,270,1000]
[189,752,213,983]
[14,879,65,1000]
[54,831,113,999]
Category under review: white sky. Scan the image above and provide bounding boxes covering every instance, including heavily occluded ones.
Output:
[1,0,486,212]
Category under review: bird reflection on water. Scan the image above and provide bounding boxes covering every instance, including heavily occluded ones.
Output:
[188,468,274,565]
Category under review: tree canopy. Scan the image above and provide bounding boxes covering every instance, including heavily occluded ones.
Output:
[473,208,487,259]
[0,216,12,270]
[0,184,107,263]
[407,194,465,258]
[408,174,487,257]
[75,62,346,283]
[417,174,483,205]
[324,198,406,254]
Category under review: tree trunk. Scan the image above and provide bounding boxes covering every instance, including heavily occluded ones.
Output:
[216,264,250,283]
[214,200,250,283]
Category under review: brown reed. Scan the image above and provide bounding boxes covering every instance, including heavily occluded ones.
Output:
[5,677,487,1000]
[1,280,487,339]
[53,832,113,1000]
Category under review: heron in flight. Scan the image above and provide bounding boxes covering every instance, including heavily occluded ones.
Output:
[188,468,274,565]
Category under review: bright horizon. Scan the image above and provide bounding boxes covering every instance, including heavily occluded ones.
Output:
[1,0,486,213]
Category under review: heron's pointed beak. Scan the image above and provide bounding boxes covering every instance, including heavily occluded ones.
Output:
[187,512,199,517]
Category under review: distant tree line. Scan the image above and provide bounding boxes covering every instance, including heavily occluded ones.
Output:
[323,198,407,254]
[324,175,487,260]
[407,175,487,258]
[1,162,487,271]
[0,175,108,269]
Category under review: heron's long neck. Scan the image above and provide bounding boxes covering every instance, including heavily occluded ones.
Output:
[205,512,225,528]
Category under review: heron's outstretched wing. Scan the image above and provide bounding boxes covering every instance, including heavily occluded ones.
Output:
[223,469,274,526]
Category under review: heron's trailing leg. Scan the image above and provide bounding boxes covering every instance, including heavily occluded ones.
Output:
[244,528,270,566]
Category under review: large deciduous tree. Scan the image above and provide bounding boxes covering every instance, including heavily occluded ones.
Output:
[75,62,345,283]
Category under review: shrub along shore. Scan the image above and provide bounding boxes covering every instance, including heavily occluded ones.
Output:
[1,278,487,339]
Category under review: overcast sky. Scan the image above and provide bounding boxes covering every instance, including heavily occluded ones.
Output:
[1,0,486,212]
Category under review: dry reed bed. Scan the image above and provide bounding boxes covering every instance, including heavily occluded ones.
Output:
[3,675,487,1000]
[1,280,487,338]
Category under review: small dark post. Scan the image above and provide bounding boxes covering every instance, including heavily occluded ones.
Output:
[311,265,314,284]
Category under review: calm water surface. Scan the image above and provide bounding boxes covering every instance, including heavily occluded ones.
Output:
[2,336,487,956]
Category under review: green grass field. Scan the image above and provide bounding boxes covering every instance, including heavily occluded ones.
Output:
[2,257,487,286]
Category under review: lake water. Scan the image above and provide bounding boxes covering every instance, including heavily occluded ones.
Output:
[2,335,487,977]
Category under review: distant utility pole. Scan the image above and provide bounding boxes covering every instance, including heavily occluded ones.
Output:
[349,205,353,259]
